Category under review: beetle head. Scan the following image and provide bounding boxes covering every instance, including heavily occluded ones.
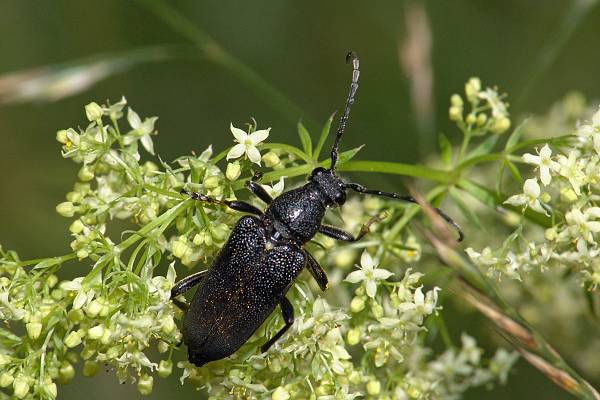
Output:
[309,167,347,206]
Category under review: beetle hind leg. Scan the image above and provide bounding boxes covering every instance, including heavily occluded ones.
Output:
[261,297,294,353]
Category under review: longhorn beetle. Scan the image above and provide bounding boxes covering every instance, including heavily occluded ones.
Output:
[171,52,463,367]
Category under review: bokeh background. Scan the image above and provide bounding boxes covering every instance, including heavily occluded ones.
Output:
[1,1,600,398]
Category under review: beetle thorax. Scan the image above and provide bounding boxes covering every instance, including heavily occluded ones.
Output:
[308,167,347,206]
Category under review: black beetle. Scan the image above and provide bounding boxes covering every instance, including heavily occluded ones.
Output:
[171,52,463,367]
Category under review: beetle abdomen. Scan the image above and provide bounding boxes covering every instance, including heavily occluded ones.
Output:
[182,216,305,366]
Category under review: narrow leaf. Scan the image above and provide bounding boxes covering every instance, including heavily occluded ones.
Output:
[496,162,506,196]
[506,160,523,184]
[464,134,499,162]
[337,145,365,165]
[313,113,334,161]
[504,117,529,151]
[297,121,313,159]
[438,133,453,167]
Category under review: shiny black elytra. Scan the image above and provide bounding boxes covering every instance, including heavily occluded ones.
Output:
[171,52,463,367]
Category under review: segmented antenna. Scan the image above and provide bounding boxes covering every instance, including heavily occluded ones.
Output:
[330,52,360,171]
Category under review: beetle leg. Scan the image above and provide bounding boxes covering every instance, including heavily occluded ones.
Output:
[304,250,329,291]
[318,214,382,242]
[261,297,294,353]
[171,269,208,298]
[181,189,263,215]
[246,180,273,205]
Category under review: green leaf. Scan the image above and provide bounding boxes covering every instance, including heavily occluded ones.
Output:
[507,134,574,153]
[504,117,529,151]
[448,187,484,230]
[297,121,313,159]
[336,145,364,166]
[313,113,334,161]
[505,160,523,184]
[339,160,454,184]
[496,162,506,196]
[464,134,499,162]
[438,133,453,167]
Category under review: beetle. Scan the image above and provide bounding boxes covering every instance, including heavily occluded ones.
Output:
[170,52,463,367]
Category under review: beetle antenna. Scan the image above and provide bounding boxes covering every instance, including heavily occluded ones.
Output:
[330,51,360,171]
[345,182,465,242]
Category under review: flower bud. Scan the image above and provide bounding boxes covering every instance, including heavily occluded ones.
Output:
[540,192,551,203]
[87,325,104,340]
[85,102,103,122]
[350,296,365,313]
[78,165,95,182]
[158,360,173,378]
[560,187,578,203]
[47,274,58,288]
[157,341,170,353]
[26,321,42,340]
[69,219,85,234]
[13,376,29,399]
[334,249,355,269]
[203,175,221,189]
[544,227,558,241]
[172,237,191,259]
[465,113,477,125]
[465,77,481,101]
[366,380,381,396]
[64,331,82,348]
[68,309,84,323]
[0,372,13,388]
[56,202,76,217]
[262,151,281,168]
[268,358,282,373]
[476,113,487,126]
[161,315,176,334]
[448,106,462,121]
[450,94,463,107]
[491,116,511,134]
[59,361,75,384]
[137,374,154,395]
[347,328,361,345]
[225,162,241,181]
[272,387,290,400]
[85,300,102,318]
[371,302,384,319]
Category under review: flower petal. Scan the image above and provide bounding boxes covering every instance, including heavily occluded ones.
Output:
[360,251,374,269]
[140,134,155,155]
[230,124,248,143]
[366,280,377,298]
[127,108,141,129]
[523,178,540,198]
[522,153,540,165]
[226,143,246,160]
[249,128,270,144]
[504,195,526,207]
[539,144,552,159]
[345,270,365,283]
[372,268,393,280]
[540,166,551,186]
[587,207,600,219]
[246,146,262,165]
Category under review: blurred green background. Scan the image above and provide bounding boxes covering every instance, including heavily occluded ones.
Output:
[1,1,600,398]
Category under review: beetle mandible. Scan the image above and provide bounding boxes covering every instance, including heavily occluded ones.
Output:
[170,52,463,367]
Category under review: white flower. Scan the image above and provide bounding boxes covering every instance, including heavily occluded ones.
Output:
[226,124,270,165]
[465,247,499,266]
[478,88,508,118]
[522,145,559,185]
[563,207,600,251]
[125,108,157,155]
[556,150,585,195]
[504,178,548,215]
[261,177,285,198]
[345,251,393,298]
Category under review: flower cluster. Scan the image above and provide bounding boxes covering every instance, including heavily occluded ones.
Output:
[466,106,600,288]
[0,99,517,399]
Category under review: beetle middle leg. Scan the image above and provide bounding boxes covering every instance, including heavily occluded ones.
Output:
[261,297,294,353]
[304,250,328,291]
[181,189,263,215]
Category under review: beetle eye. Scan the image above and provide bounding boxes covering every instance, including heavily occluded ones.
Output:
[335,191,346,205]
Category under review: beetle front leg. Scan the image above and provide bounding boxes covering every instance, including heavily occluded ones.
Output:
[246,180,273,205]
[170,270,208,311]
[261,297,294,353]
[304,250,329,291]
[318,214,382,242]
[181,189,263,215]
